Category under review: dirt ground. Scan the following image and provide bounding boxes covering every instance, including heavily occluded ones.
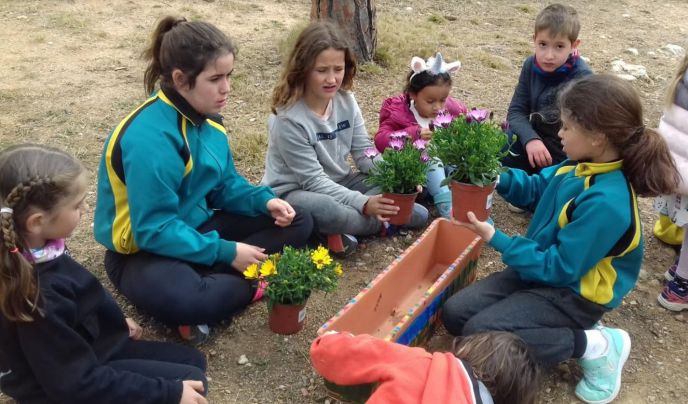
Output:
[1,0,687,403]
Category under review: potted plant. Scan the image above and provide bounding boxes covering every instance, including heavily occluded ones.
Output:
[427,109,511,222]
[364,132,429,225]
[243,245,343,335]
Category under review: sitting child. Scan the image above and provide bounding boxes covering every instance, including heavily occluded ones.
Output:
[310,331,540,404]
[502,3,592,179]
[374,53,467,218]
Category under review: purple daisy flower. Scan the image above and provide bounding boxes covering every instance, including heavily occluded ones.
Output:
[420,151,430,162]
[390,131,408,140]
[466,109,489,123]
[501,120,510,132]
[364,147,380,159]
[432,113,453,129]
[389,139,404,151]
[413,139,428,150]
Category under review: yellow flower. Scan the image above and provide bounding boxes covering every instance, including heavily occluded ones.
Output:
[243,263,259,279]
[260,259,277,277]
[311,246,332,269]
[334,263,343,276]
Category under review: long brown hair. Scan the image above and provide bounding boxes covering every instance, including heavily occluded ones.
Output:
[453,332,541,404]
[143,16,237,95]
[665,54,688,108]
[271,20,357,113]
[559,74,680,196]
[0,144,85,322]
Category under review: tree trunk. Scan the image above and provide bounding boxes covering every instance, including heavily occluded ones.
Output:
[311,0,377,63]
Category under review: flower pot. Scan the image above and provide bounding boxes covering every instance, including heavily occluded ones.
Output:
[317,218,483,402]
[268,302,307,335]
[450,180,496,222]
[382,192,418,225]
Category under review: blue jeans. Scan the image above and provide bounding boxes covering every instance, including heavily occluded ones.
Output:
[426,158,449,197]
[441,269,609,366]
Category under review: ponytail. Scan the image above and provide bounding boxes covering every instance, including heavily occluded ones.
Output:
[0,208,38,322]
[559,74,680,197]
[143,16,186,95]
[621,127,680,196]
[142,16,236,96]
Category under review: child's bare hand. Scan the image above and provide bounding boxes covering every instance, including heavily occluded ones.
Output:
[365,195,400,221]
[125,317,143,340]
[525,139,552,168]
[180,380,207,404]
[267,198,295,227]
[232,243,267,271]
[452,211,495,241]
[419,128,433,140]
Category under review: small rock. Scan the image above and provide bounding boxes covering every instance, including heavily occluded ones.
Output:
[675,314,684,322]
[237,354,249,365]
[405,6,412,11]
[625,48,639,56]
[209,350,217,356]
[648,51,657,58]
[630,300,637,305]
[638,269,649,280]
[300,387,309,396]
[663,44,685,56]
[599,35,607,39]
[278,385,286,390]
[622,13,631,18]
[611,60,648,80]
[649,279,661,287]
[325,400,332,404]
[676,358,683,363]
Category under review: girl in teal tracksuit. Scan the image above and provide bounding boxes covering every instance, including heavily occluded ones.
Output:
[442,75,680,404]
[94,17,313,344]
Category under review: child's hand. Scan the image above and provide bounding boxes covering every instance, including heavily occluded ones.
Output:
[125,317,143,340]
[267,198,295,227]
[419,128,433,140]
[525,139,553,168]
[365,195,400,221]
[232,243,267,271]
[452,211,496,242]
[180,380,207,404]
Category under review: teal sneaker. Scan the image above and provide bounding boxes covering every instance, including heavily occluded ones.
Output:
[575,327,631,404]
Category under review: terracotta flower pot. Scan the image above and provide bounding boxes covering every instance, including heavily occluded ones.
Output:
[268,302,307,335]
[450,180,496,222]
[382,192,418,225]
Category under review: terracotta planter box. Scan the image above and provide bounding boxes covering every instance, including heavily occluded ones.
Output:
[316,218,484,403]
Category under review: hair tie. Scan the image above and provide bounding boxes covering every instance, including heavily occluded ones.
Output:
[409,52,461,82]
[0,207,13,215]
[9,247,19,254]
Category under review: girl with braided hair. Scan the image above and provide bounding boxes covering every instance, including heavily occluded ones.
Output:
[0,144,208,404]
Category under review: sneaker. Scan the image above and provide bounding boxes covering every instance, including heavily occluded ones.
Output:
[657,275,688,311]
[575,327,631,404]
[664,256,679,281]
[507,203,526,213]
[327,233,358,257]
[178,324,210,346]
[251,279,268,303]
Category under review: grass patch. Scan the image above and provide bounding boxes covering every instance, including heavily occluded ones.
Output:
[428,15,445,24]
[46,13,89,32]
[515,5,533,14]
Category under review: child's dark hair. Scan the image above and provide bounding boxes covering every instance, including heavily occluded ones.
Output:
[559,74,680,196]
[534,3,580,42]
[0,144,85,322]
[403,70,452,107]
[453,332,540,404]
[143,16,237,95]
[271,21,357,113]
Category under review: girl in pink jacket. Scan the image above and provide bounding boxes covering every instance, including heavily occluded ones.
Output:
[375,53,467,218]
[655,55,688,311]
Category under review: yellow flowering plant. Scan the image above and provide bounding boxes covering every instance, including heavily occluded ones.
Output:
[242,245,343,307]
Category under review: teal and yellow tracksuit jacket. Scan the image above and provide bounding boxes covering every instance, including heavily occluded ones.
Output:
[491,160,642,308]
[94,87,275,266]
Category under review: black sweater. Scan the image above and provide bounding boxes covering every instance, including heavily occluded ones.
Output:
[0,254,182,403]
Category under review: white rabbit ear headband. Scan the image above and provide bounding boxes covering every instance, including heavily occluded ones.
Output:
[409,52,461,82]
